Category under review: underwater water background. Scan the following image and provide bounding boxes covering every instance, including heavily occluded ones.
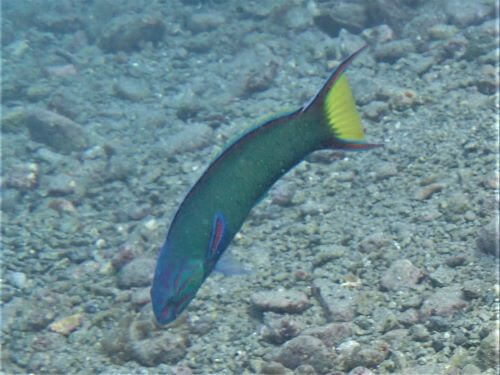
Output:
[1,0,499,374]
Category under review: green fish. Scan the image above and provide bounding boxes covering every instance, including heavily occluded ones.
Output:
[151,45,381,324]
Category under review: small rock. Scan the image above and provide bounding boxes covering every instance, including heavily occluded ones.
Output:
[99,14,165,52]
[461,280,484,300]
[397,308,419,327]
[358,232,391,254]
[313,2,367,36]
[131,288,151,307]
[48,199,76,215]
[3,107,88,154]
[117,257,155,289]
[445,0,493,27]
[354,341,389,369]
[131,331,187,366]
[7,271,27,289]
[271,184,296,207]
[260,361,291,375]
[312,279,357,322]
[113,78,150,102]
[428,265,454,287]
[274,335,334,373]
[260,312,304,344]
[445,255,467,268]
[363,101,388,121]
[303,322,353,348]
[476,329,500,370]
[380,259,423,291]
[374,162,398,181]
[187,11,225,33]
[374,40,415,63]
[3,163,39,191]
[409,324,430,342]
[349,367,374,375]
[336,340,361,370]
[251,290,310,314]
[414,182,445,200]
[426,316,451,332]
[476,219,499,257]
[427,24,459,40]
[361,24,394,44]
[49,313,83,335]
[45,174,76,195]
[420,286,467,317]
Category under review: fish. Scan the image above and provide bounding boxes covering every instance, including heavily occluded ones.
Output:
[150,45,381,325]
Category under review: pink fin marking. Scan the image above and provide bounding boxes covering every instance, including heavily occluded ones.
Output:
[209,212,226,257]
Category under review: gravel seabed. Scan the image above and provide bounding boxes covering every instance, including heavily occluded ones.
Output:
[1,0,499,374]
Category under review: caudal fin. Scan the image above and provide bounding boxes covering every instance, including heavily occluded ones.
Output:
[304,45,382,150]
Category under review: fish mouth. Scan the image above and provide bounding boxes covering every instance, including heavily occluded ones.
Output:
[157,292,194,325]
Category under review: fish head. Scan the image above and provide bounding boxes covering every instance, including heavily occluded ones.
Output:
[150,253,205,325]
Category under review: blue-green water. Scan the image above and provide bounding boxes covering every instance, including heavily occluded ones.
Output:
[1,0,498,374]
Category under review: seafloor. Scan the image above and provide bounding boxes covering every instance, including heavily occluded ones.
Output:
[1,0,499,374]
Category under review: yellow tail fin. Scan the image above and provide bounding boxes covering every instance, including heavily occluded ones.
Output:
[324,73,364,141]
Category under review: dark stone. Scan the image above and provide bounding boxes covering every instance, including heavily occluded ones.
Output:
[99,14,166,52]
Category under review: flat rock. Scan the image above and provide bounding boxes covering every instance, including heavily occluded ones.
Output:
[312,278,357,322]
[117,257,155,289]
[380,259,423,291]
[251,290,310,314]
[274,335,334,373]
[420,286,467,317]
[3,107,88,154]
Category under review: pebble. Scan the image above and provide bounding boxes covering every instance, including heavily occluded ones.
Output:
[354,341,389,369]
[397,308,419,327]
[420,286,467,317]
[99,14,166,52]
[380,259,423,291]
[428,265,454,287]
[48,198,77,215]
[476,219,499,257]
[260,312,304,344]
[7,271,27,289]
[187,11,225,33]
[363,101,388,121]
[3,162,39,191]
[349,367,374,375]
[476,327,500,370]
[117,257,155,289]
[445,255,466,268]
[131,331,187,366]
[303,322,354,348]
[409,324,430,342]
[374,40,415,63]
[414,182,445,200]
[45,174,76,195]
[271,183,296,207]
[314,2,367,35]
[130,288,151,307]
[113,78,151,102]
[358,232,391,254]
[274,335,334,373]
[251,290,310,314]
[461,280,484,300]
[49,313,83,335]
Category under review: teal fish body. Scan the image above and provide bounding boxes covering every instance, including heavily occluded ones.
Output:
[151,46,381,324]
